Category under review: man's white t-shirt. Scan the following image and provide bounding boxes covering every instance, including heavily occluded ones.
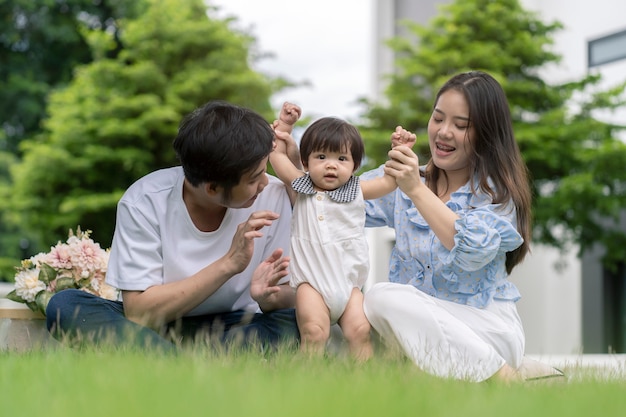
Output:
[106,167,292,316]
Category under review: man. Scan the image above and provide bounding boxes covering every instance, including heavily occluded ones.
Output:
[46,101,298,351]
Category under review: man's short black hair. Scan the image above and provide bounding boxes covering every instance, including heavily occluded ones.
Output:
[173,101,274,199]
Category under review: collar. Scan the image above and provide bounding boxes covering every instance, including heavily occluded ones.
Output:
[291,173,360,203]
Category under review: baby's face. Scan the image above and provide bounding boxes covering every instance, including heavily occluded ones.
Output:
[306,147,355,192]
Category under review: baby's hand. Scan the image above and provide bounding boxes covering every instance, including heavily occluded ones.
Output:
[280,102,301,125]
[274,102,302,134]
[391,125,416,149]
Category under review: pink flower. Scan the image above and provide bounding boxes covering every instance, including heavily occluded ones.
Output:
[46,242,73,270]
[67,235,107,277]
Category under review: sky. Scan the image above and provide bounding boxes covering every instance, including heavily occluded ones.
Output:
[210,0,374,122]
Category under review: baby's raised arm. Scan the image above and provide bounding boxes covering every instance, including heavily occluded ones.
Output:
[270,103,304,206]
[361,126,416,200]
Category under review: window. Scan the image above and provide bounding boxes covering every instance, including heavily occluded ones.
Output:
[588,28,626,68]
[602,261,626,352]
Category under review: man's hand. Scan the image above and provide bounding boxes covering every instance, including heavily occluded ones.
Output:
[273,128,303,170]
[225,211,281,275]
[250,248,291,310]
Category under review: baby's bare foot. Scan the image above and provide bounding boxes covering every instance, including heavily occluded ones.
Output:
[275,102,301,134]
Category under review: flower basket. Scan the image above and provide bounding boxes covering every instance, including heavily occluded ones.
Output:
[6,227,119,316]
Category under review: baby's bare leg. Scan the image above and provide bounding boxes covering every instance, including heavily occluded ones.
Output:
[275,102,302,134]
[295,283,331,356]
[338,288,373,361]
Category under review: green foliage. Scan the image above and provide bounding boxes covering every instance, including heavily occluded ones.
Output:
[0,257,19,282]
[0,0,142,265]
[0,0,142,153]
[5,0,279,249]
[359,0,626,270]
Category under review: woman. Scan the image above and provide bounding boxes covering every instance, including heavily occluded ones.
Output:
[363,71,532,382]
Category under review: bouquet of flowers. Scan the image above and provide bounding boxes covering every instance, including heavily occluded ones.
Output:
[6,227,119,316]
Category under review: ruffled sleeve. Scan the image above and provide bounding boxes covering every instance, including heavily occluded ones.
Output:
[441,203,523,271]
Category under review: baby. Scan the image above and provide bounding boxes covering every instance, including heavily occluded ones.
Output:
[271,102,415,360]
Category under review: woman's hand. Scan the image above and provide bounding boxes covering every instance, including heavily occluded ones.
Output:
[384,146,422,194]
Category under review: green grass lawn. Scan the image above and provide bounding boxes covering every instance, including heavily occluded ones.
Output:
[2,345,626,417]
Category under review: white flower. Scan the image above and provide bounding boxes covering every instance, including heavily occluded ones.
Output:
[29,252,49,268]
[98,282,119,301]
[14,268,47,303]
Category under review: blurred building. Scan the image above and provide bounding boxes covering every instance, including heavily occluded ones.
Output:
[367,0,626,354]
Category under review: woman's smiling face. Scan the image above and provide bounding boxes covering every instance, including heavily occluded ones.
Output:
[427,89,475,176]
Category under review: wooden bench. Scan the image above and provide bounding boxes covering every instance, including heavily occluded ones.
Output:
[0,298,58,351]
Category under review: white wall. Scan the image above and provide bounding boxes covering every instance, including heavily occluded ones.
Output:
[364,227,396,291]
[509,245,582,354]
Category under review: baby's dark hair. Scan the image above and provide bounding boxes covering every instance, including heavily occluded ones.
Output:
[299,117,365,171]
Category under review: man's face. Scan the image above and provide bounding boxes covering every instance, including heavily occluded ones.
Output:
[221,157,270,208]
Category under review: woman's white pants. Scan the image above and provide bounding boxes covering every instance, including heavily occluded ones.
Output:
[363,282,525,382]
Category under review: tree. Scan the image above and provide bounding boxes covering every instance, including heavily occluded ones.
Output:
[0,0,141,153]
[358,0,626,270]
[0,0,142,278]
[5,0,280,250]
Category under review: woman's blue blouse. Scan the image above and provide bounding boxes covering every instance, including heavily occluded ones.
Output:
[361,166,523,308]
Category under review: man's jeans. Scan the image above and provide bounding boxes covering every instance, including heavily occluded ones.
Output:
[46,289,299,352]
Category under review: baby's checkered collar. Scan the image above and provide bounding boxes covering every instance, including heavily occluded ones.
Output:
[291,173,360,203]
